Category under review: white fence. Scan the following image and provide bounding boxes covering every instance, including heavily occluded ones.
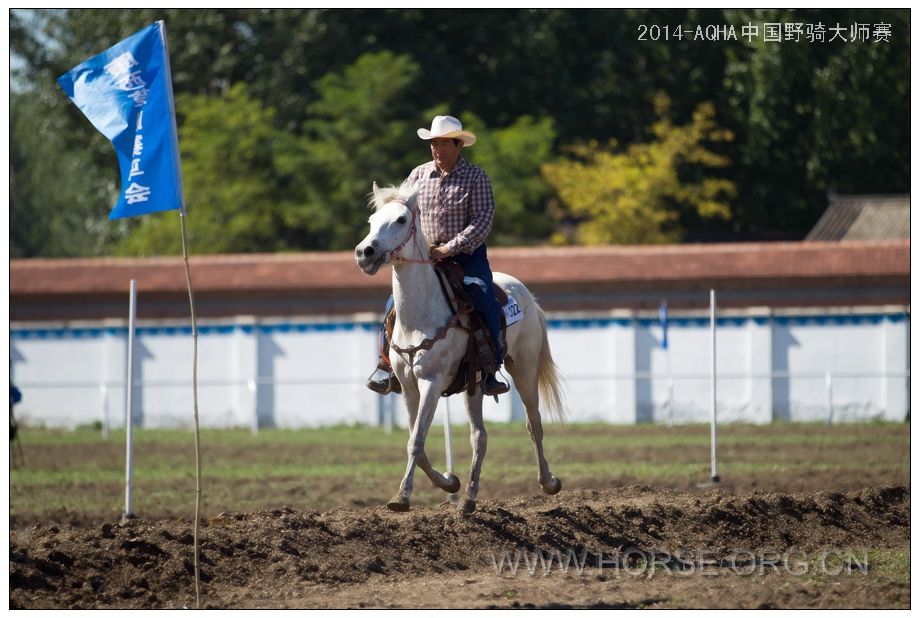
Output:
[10,307,910,429]
[10,371,910,434]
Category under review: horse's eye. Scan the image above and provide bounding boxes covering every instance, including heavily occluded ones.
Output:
[396,216,406,225]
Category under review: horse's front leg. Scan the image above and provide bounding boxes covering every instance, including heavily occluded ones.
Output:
[387,377,442,512]
[459,391,487,514]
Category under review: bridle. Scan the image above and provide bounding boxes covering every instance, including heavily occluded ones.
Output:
[385,202,431,265]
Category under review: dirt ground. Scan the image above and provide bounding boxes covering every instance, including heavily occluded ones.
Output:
[10,485,909,609]
[8,423,911,608]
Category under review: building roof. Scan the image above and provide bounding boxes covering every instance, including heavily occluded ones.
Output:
[806,194,909,241]
[10,240,910,321]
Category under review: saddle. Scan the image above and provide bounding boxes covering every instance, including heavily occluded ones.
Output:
[383,259,510,397]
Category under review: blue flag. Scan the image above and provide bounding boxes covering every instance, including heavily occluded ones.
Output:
[58,21,184,219]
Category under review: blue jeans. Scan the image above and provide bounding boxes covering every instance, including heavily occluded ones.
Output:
[452,244,503,365]
[379,244,503,366]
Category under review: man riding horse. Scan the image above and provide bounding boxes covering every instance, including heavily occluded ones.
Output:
[366,115,509,397]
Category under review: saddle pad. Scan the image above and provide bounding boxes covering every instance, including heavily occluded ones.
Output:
[502,295,524,326]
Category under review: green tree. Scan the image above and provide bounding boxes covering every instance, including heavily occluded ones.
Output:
[11,91,127,257]
[10,8,910,255]
[542,97,735,244]
[286,50,423,250]
[117,84,299,255]
[721,8,909,237]
[461,113,556,245]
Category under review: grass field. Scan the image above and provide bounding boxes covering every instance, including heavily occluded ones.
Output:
[10,420,909,526]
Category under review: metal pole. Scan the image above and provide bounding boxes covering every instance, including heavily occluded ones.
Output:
[248,379,258,435]
[825,371,834,425]
[444,398,454,473]
[443,398,459,505]
[709,289,719,483]
[124,279,137,519]
[100,383,109,440]
[383,394,394,434]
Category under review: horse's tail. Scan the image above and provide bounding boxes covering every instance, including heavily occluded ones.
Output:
[536,306,567,424]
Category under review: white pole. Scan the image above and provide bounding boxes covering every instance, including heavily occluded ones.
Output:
[100,383,109,440]
[124,278,137,519]
[443,398,459,505]
[383,394,394,434]
[825,371,834,425]
[248,379,258,435]
[444,398,454,473]
[709,289,719,483]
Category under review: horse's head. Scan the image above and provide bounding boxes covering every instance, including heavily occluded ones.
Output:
[355,181,422,275]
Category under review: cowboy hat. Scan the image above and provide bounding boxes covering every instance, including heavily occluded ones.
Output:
[417,115,477,147]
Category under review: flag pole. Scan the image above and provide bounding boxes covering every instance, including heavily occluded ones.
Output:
[57,20,202,604]
[158,20,201,608]
[179,210,201,608]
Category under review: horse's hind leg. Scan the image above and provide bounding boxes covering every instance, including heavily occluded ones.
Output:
[459,392,487,513]
[508,364,561,495]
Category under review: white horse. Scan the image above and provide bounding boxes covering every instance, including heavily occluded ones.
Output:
[354,181,565,513]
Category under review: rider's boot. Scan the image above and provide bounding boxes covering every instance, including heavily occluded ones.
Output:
[482,372,510,396]
[471,318,507,397]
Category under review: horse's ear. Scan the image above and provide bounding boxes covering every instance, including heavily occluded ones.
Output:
[400,179,420,201]
[368,181,383,210]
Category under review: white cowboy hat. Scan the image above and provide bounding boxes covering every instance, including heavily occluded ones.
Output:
[417,115,477,147]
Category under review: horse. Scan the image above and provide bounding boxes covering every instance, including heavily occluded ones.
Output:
[354,180,566,513]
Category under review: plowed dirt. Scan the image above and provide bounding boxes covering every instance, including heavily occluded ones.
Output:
[10,484,909,609]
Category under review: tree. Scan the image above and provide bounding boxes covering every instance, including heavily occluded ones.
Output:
[10,8,910,255]
[286,50,424,250]
[460,113,556,245]
[721,8,910,237]
[116,84,298,255]
[542,97,735,244]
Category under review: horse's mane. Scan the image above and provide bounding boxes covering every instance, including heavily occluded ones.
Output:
[369,180,420,212]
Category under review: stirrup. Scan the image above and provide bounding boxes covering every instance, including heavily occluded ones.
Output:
[366,367,394,394]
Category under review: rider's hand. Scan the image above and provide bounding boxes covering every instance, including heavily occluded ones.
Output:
[428,244,452,260]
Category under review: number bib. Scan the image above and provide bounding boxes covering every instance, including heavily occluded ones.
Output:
[502,296,524,326]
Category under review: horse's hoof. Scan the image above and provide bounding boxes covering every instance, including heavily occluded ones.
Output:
[459,498,477,514]
[386,496,410,512]
[542,476,562,495]
[442,473,461,494]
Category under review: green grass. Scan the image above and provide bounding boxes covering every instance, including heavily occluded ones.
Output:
[10,421,909,520]
[19,420,908,448]
[865,549,910,585]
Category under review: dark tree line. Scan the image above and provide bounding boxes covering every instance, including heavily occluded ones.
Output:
[10,8,909,257]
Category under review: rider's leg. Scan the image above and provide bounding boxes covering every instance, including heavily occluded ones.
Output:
[366,295,400,394]
[453,245,509,396]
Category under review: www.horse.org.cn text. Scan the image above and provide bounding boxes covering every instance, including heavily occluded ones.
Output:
[636,22,893,44]
[488,547,870,579]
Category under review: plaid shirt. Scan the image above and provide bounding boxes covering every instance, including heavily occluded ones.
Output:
[407,157,495,256]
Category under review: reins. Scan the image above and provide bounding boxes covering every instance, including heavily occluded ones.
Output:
[384,202,471,365]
